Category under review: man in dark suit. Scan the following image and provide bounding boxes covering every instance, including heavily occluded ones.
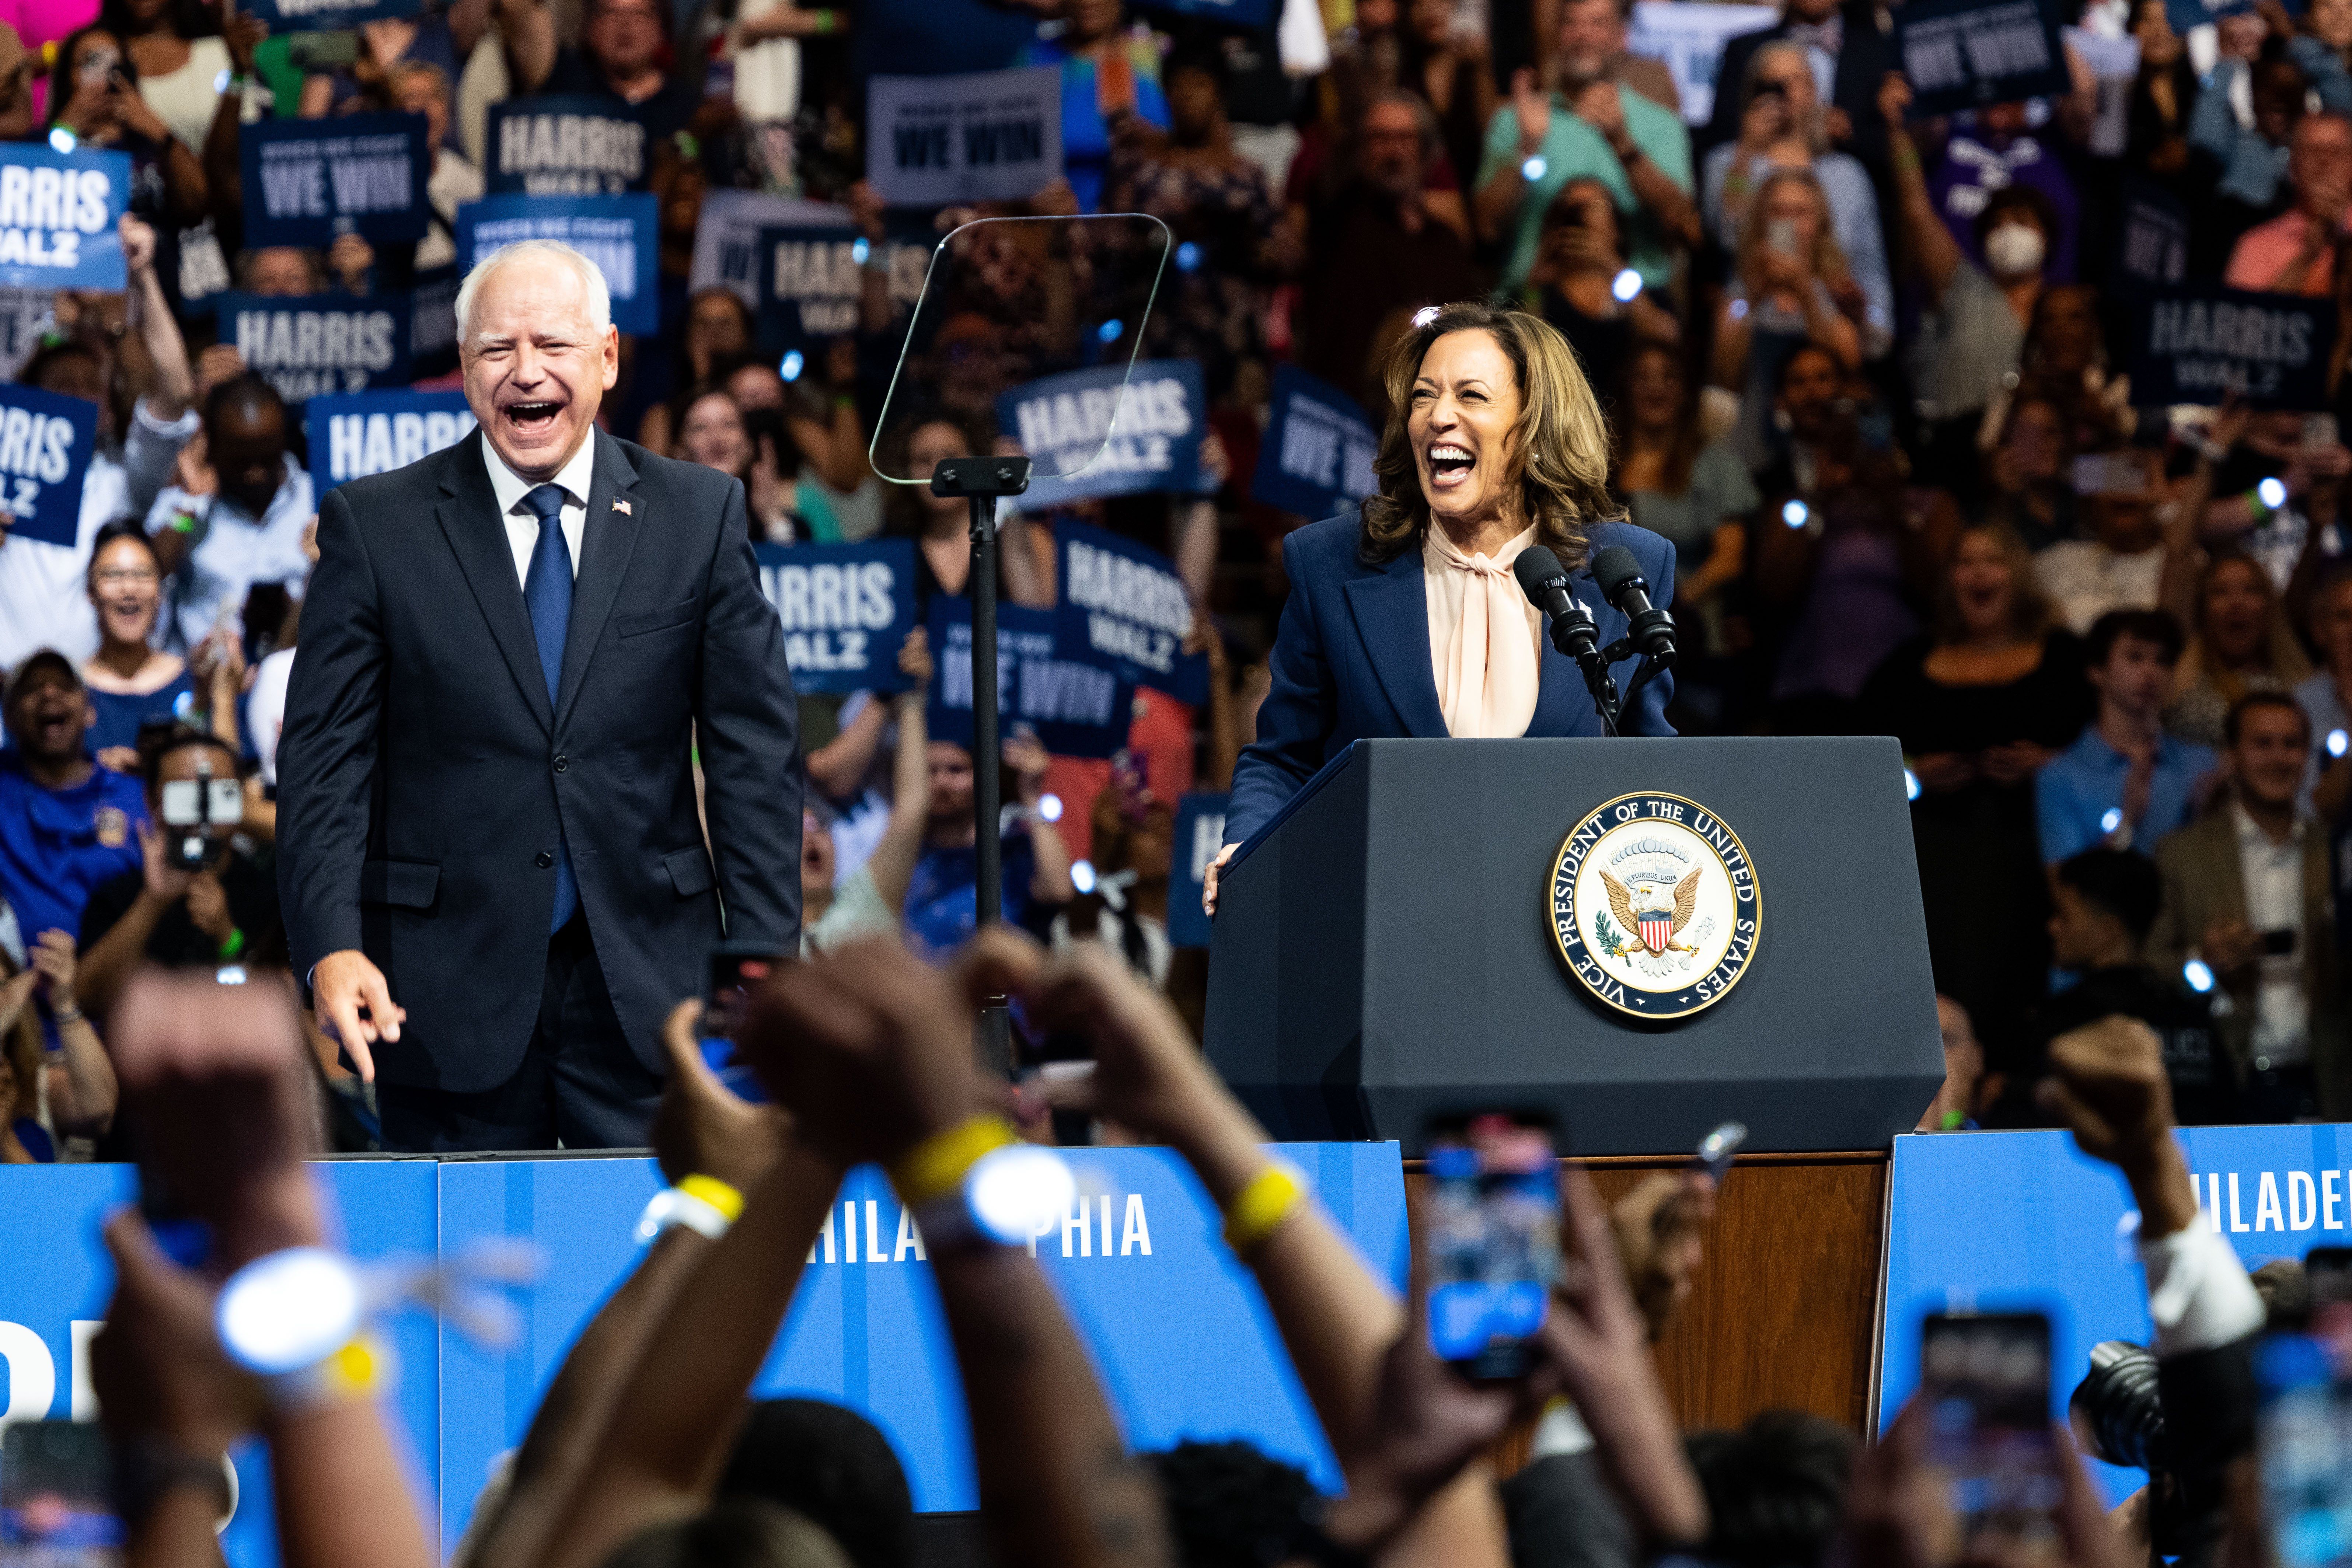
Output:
[278,239,800,1152]
[1699,0,1894,181]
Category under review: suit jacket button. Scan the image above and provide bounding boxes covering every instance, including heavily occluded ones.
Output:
[553,755,569,773]
[536,851,554,868]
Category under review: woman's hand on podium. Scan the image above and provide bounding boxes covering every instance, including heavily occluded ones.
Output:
[1200,842,1238,916]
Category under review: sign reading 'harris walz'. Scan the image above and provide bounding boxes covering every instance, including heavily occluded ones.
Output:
[2126,287,2336,409]
[485,97,648,196]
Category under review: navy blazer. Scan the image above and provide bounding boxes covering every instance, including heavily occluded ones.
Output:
[1224,513,1678,848]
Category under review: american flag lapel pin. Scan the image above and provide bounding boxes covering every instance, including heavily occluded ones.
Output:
[613,498,632,514]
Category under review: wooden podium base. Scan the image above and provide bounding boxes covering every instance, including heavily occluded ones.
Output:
[1411,1149,1891,1476]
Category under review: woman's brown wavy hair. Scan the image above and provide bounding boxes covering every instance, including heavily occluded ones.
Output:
[1359,301,1621,570]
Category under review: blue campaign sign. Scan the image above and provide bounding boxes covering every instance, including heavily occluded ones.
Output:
[2126,288,2337,411]
[455,193,659,335]
[928,598,1131,759]
[998,359,1214,508]
[0,382,98,547]
[484,96,650,196]
[0,143,130,290]
[306,388,476,491]
[1251,364,1378,521]
[436,1146,1406,1531]
[1131,0,1276,25]
[241,114,430,248]
[1167,790,1228,949]
[1891,0,2072,118]
[1057,520,1208,704]
[2167,0,2254,34]
[754,539,919,695]
[1880,1125,2352,1501]
[213,291,415,402]
[0,1163,444,1568]
[242,0,418,30]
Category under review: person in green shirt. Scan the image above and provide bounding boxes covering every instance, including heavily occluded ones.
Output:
[1472,0,1699,293]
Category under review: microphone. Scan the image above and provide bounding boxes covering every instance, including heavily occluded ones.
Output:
[1512,546,1619,733]
[1589,545,1676,667]
[1511,546,1600,663]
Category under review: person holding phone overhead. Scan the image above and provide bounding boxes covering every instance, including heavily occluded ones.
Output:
[1204,301,1676,913]
[276,240,802,1153]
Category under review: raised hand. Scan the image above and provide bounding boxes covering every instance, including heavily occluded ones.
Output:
[736,937,982,1171]
[650,1000,784,1193]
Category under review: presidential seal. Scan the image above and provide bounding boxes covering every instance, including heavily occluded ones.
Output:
[1547,792,1758,1020]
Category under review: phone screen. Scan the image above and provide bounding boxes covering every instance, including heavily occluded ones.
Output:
[1920,1312,2062,1568]
[2258,1326,2352,1568]
[1,1422,120,1568]
[1425,1115,1560,1380]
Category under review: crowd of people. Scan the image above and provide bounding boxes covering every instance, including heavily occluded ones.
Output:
[67,930,2267,1568]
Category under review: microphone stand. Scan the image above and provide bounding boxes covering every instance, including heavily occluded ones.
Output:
[930,453,1033,1076]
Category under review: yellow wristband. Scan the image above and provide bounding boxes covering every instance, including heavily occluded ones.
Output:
[269,1331,393,1413]
[1222,1162,1309,1257]
[678,1173,746,1223]
[887,1115,1019,1208]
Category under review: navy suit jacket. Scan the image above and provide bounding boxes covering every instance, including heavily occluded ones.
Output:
[277,427,802,1093]
[1224,513,1678,849]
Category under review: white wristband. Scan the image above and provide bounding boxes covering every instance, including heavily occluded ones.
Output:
[634,1185,734,1243]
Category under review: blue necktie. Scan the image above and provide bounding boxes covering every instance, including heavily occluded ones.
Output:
[522,482,578,933]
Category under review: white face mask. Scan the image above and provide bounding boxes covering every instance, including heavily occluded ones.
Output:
[1984,221,2047,279]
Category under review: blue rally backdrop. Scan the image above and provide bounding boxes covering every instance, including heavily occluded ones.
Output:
[1879,1125,2352,1501]
[0,1144,1407,1566]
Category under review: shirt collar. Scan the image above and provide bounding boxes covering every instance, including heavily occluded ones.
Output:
[481,431,598,518]
[2233,800,2307,850]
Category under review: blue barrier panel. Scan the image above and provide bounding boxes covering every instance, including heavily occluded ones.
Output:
[436,1143,1408,1539]
[0,1161,443,1568]
[1880,1124,2352,1501]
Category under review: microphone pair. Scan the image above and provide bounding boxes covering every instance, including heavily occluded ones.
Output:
[1510,544,1676,668]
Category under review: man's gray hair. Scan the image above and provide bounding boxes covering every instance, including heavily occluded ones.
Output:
[455,240,614,348]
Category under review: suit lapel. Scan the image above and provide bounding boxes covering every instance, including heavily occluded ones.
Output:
[436,430,552,734]
[1341,546,1449,738]
[554,428,645,732]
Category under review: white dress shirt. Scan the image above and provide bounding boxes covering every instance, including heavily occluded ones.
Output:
[482,434,592,589]
[144,451,315,656]
[2233,803,2311,1068]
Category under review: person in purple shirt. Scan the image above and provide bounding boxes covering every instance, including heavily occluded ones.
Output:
[1927,103,2081,284]
[0,652,148,953]
[2037,609,2217,865]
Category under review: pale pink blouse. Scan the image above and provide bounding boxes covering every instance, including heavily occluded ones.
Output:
[1422,522,1543,738]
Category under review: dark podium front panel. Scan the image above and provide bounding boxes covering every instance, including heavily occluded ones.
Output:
[1203,738,1942,1154]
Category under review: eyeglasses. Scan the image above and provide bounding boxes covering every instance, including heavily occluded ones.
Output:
[93,568,157,586]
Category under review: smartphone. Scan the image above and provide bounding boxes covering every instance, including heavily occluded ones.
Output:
[1766,217,1798,257]
[698,943,783,1103]
[1424,1113,1561,1380]
[1919,1311,2063,1568]
[0,1422,119,1567]
[2257,1327,2352,1568]
[2072,452,2147,497]
[1693,1121,1746,1183]
[2264,929,2300,958]
[71,47,116,87]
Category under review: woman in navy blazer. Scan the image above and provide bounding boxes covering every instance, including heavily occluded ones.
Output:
[1207,301,1678,909]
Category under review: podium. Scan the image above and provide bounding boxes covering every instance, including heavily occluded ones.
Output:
[1204,737,1944,1155]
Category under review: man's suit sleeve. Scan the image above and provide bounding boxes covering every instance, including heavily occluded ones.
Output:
[694,476,802,950]
[276,487,385,977]
[1225,527,1336,849]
